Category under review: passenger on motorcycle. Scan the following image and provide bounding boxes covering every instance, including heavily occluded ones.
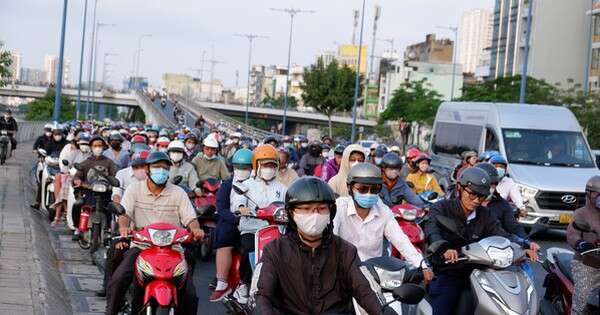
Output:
[45,126,69,156]
[222,132,242,161]
[167,140,200,195]
[399,147,421,180]
[320,144,345,182]
[566,175,600,315]
[103,133,129,169]
[33,123,54,153]
[451,150,478,181]
[192,135,230,181]
[183,133,200,162]
[333,163,432,274]
[491,154,528,217]
[154,136,170,153]
[210,148,254,302]
[112,150,150,203]
[276,147,298,187]
[145,125,160,146]
[379,152,425,207]
[406,153,444,196]
[328,144,366,197]
[105,151,203,315]
[423,167,538,315]
[253,176,386,315]
[298,141,325,176]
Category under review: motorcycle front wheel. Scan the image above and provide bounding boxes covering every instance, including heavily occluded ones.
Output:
[153,305,175,315]
[78,229,91,250]
[90,223,102,254]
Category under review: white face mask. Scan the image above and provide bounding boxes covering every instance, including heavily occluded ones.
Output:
[301,143,308,148]
[92,147,104,157]
[169,152,184,163]
[259,167,277,181]
[66,133,75,142]
[293,212,330,237]
[233,169,251,182]
[385,169,399,180]
[79,145,90,153]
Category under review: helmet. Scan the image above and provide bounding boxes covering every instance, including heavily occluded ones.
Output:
[146,124,160,133]
[285,176,337,229]
[231,132,242,139]
[167,140,186,153]
[77,133,91,145]
[489,155,508,166]
[369,143,379,150]
[184,133,198,143]
[475,163,499,184]
[478,150,500,162]
[389,145,401,153]
[461,150,478,161]
[145,151,173,166]
[156,136,170,147]
[585,175,600,193]
[131,143,150,154]
[232,148,253,167]
[347,163,383,185]
[131,135,147,144]
[414,153,431,164]
[373,148,386,158]
[381,152,403,169]
[264,136,279,146]
[131,150,151,167]
[406,147,421,161]
[203,135,219,148]
[252,144,278,170]
[321,144,331,151]
[458,167,491,196]
[89,135,107,147]
[108,133,124,142]
[334,144,346,155]
[44,123,53,131]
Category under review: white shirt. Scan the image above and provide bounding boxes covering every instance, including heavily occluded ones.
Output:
[333,196,424,268]
[231,176,287,235]
[112,167,141,199]
[496,176,525,209]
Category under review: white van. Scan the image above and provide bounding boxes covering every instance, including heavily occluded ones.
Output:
[429,102,600,227]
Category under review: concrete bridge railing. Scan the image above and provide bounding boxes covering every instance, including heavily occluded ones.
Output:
[15,121,47,142]
[134,91,175,127]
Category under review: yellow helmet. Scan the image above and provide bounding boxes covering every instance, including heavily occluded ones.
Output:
[252,144,278,170]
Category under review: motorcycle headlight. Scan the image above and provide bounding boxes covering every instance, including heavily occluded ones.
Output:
[402,208,417,221]
[517,184,538,198]
[487,246,513,269]
[91,183,107,192]
[148,228,176,247]
[1,130,7,135]
[273,207,288,223]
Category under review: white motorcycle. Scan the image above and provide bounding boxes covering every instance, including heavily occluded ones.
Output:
[40,153,61,221]
[0,129,12,164]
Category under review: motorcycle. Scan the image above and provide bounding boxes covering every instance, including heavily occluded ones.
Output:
[194,178,221,261]
[40,153,61,221]
[0,129,12,164]
[160,98,167,108]
[390,203,427,258]
[418,191,444,206]
[540,220,600,315]
[107,203,194,315]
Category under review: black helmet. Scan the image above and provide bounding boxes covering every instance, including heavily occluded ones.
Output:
[285,176,337,230]
[333,144,345,155]
[585,175,600,194]
[264,136,279,147]
[145,151,173,166]
[373,148,386,158]
[108,133,124,142]
[458,167,491,196]
[89,135,107,147]
[347,162,383,185]
[381,152,403,169]
[474,163,499,184]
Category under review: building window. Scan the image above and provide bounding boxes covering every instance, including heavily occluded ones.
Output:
[592,48,600,70]
[594,15,600,36]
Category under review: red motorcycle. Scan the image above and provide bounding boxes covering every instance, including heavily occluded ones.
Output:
[390,203,427,258]
[193,178,221,261]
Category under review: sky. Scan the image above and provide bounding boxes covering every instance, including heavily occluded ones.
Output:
[0,0,493,89]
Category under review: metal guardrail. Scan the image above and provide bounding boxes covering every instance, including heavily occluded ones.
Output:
[15,121,47,142]
[134,91,175,128]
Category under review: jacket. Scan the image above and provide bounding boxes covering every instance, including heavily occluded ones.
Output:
[486,194,527,238]
[253,231,383,315]
[33,135,51,151]
[277,167,298,187]
[406,171,444,196]
[44,138,68,156]
[320,158,339,183]
[566,203,600,268]
[0,116,17,132]
[298,153,325,176]
[191,153,231,181]
[328,144,365,197]
[74,155,118,183]
[168,161,200,191]
[496,176,525,210]
[380,177,425,208]
[231,176,286,234]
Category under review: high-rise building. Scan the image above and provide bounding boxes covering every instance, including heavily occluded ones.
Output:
[405,34,454,64]
[20,68,47,85]
[7,53,21,83]
[459,8,492,74]
[316,50,337,67]
[162,73,223,102]
[43,55,70,85]
[489,0,591,87]
[587,1,600,91]
[337,44,368,74]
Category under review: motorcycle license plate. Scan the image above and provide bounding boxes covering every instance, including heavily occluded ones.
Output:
[559,213,572,224]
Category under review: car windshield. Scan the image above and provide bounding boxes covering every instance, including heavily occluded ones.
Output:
[502,129,595,168]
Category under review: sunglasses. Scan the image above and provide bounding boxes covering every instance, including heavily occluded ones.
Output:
[463,187,487,201]
[353,184,382,194]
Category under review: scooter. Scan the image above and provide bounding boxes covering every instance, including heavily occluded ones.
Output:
[40,153,61,221]
[540,220,600,315]
[107,203,194,315]
[418,191,444,206]
[390,203,427,258]
[194,178,221,261]
[0,129,12,164]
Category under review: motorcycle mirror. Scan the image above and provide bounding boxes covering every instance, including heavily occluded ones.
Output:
[233,182,249,195]
[392,284,426,305]
[172,175,183,185]
[196,180,204,188]
[406,182,415,189]
[106,176,120,188]
[62,159,69,166]
[107,202,126,215]
[572,220,592,233]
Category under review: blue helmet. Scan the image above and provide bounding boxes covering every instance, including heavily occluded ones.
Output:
[478,150,500,162]
[489,154,508,166]
[232,148,253,167]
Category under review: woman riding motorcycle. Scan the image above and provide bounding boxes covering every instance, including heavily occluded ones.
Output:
[406,153,444,196]
[328,144,366,197]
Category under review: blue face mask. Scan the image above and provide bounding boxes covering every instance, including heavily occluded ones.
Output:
[149,167,169,185]
[353,191,379,209]
[496,167,506,178]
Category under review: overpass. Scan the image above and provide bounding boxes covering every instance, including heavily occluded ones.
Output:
[0,84,139,107]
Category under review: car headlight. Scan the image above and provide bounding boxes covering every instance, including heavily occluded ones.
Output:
[402,208,417,221]
[148,228,176,247]
[517,184,538,198]
[273,207,288,223]
[487,246,514,268]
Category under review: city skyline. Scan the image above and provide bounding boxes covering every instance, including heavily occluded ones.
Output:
[0,0,492,89]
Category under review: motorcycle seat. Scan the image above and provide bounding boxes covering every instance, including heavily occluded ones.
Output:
[554,252,573,283]
[359,256,407,272]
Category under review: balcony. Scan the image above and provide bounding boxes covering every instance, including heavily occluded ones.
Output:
[594,34,600,43]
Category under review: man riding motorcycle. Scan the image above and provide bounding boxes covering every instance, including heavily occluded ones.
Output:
[566,175,600,315]
[192,135,230,181]
[298,141,325,176]
[379,152,424,207]
[167,140,200,194]
[103,133,129,169]
[423,167,539,315]
[276,147,298,187]
[105,151,203,315]
[253,176,386,315]
[0,109,17,151]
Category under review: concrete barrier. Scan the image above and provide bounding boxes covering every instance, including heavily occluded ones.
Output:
[134,91,175,127]
[15,121,47,143]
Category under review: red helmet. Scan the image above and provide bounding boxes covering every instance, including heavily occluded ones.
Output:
[406,148,422,161]
[131,134,147,144]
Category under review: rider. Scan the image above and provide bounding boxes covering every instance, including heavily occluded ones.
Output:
[379,152,424,207]
[253,176,386,315]
[370,145,387,167]
[210,148,254,302]
[154,136,170,153]
[105,151,203,315]
[491,154,528,217]
[406,153,444,196]
[0,109,17,151]
[34,123,54,152]
[276,147,298,187]
[45,126,69,156]
[103,133,129,169]
[451,150,478,181]
[320,144,345,182]
[167,140,200,194]
[145,125,160,147]
[328,144,366,197]
[192,135,230,180]
[399,147,421,179]
[222,132,242,161]
[423,167,538,315]
[183,133,200,162]
[566,175,600,315]
[298,141,325,176]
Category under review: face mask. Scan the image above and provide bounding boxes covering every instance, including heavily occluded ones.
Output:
[233,169,251,182]
[66,133,75,142]
[149,167,169,185]
[322,152,329,158]
[110,142,121,150]
[350,161,360,169]
[169,152,184,163]
[79,145,90,153]
[45,131,52,137]
[259,167,277,181]
[301,143,308,148]
[185,142,196,150]
[374,157,383,165]
[92,147,104,157]
[293,212,330,237]
[385,169,399,180]
[353,191,379,209]
[204,154,216,160]
[53,135,63,141]
[418,163,429,173]
[496,167,506,178]
[133,168,147,180]
[284,142,292,148]
[158,148,168,153]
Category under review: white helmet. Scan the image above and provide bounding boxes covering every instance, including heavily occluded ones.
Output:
[167,140,185,152]
[203,135,219,148]
[231,132,242,139]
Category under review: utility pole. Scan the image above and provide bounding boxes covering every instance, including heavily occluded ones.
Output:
[53,0,68,122]
[584,0,595,94]
[75,0,88,120]
[89,22,114,117]
[368,5,381,83]
[134,34,151,89]
[234,33,268,124]
[206,48,225,103]
[270,7,316,135]
[101,52,116,88]
[351,0,366,143]
[519,0,534,104]
[352,10,359,45]
[437,25,458,101]
[85,0,98,118]
[377,38,395,59]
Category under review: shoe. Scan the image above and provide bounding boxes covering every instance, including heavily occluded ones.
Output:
[233,284,249,304]
[209,286,231,302]
[95,288,106,297]
[208,277,217,290]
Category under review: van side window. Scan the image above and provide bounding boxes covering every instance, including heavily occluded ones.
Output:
[485,128,500,151]
[432,122,482,157]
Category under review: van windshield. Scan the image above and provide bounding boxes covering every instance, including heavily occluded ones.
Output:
[502,129,595,168]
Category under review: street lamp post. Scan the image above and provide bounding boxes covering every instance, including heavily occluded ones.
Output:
[271,7,315,135]
[135,34,152,89]
[85,0,99,118]
[584,0,595,94]
[89,22,115,118]
[350,0,366,143]
[234,33,268,125]
[436,26,458,101]
[75,0,89,120]
[53,0,68,122]
[519,0,534,104]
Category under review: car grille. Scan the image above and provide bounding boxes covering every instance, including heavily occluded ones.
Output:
[535,191,586,211]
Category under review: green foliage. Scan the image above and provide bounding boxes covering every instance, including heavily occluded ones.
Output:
[558,87,600,148]
[261,91,297,110]
[459,75,561,105]
[379,79,443,126]
[0,50,12,87]
[23,90,75,121]
[331,124,352,140]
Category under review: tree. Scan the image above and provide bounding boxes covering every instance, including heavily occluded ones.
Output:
[379,79,443,126]
[0,49,12,88]
[459,75,561,105]
[301,58,359,137]
[23,90,75,121]
[558,87,600,148]
[261,91,298,110]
